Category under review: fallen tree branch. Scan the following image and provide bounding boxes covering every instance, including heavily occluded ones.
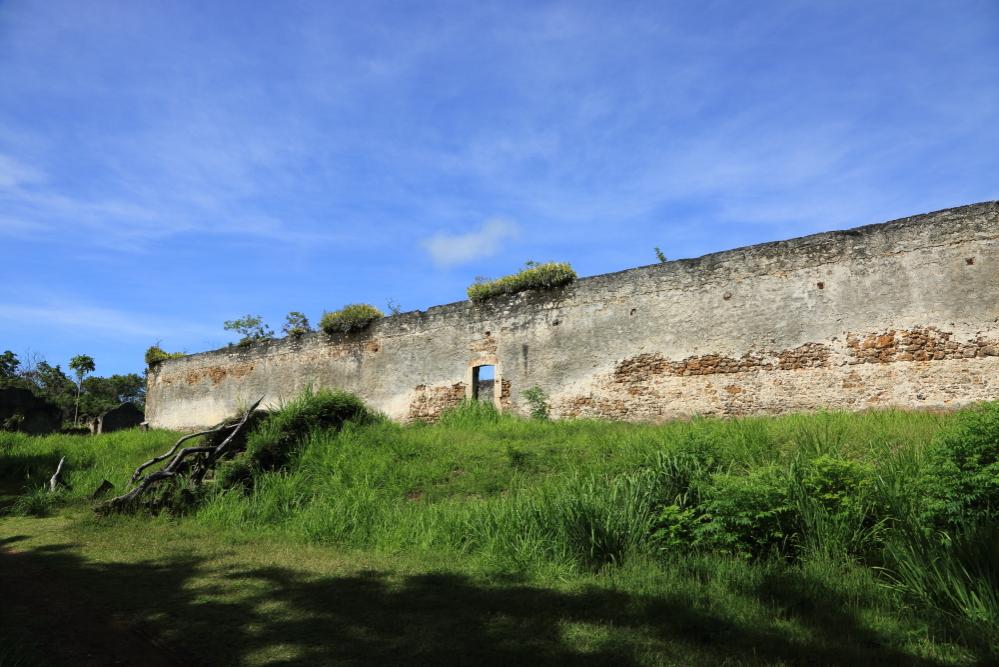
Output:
[49,457,65,493]
[130,423,237,483]
[98,397,264,514]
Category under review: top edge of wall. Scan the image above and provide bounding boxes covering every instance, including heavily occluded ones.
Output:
[157,200,999,367]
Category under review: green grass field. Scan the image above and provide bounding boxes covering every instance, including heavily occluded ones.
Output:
[1,399,996,666]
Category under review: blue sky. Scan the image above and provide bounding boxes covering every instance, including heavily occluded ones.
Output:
[1,1,997,376]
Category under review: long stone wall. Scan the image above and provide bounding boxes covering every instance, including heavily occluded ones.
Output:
[147,201,999,430]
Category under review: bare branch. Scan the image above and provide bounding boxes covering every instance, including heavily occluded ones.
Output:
[212,397,265,458]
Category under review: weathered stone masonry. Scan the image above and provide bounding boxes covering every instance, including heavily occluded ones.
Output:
[147,202,999,430]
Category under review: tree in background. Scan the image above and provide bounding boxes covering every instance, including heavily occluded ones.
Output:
[0,350,138,425]
[69,354,96,426]
[79,373,145,420]
[0,350,20,381]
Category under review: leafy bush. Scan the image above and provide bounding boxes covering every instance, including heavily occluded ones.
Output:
[799,455,872,519]
[218,388,375,488]
[522,386,550,420]
[693,466,797,560]
[319,304,383,334]
[920,402,999,530]
[282,311,312,337]
[467,261,577,303]
[793,456,882,560]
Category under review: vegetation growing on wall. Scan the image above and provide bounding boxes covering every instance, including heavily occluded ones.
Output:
[320,304,383,334]
[224,314,274,346]
[467,261,577,303]
[145,345,184,367]
[282,311,312,337]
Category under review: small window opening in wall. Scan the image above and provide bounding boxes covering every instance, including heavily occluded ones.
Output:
[472,364,495,401]
[966,257,975,266]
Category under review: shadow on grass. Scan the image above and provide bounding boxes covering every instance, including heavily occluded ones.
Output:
[0,538,972,667]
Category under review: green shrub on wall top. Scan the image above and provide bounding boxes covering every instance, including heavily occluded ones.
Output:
[145,345,184,367]
[320,304,384,334]
[467,261,577,303]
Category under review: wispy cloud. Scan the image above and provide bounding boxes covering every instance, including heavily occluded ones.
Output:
[422,218,519,267]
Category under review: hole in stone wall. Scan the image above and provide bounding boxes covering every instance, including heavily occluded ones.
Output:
[630,308,637,316]
[966,257,975,265]
[816,281,825,289]
[723,292,732,301]
[472,364,495,401]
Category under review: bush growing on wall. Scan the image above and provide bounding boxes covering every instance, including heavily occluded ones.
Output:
[145,345,185,367]
[224,315,274,347]
[467,261,577,303]
[320,304,384,334]
[282,311,312,337]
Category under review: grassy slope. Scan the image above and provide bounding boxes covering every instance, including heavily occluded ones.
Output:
[0,407,987,666]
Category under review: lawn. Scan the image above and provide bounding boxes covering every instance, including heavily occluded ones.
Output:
[1,399,996,666]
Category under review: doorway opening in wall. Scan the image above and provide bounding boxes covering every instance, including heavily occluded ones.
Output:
[472,364,495,402]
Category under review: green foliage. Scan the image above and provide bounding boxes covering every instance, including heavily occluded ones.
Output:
[68,354,95,380]
[655,247,667,263]
[466,261,577,303]
[218,389,375,488]
[693,466,797,559]
[224,314,274,346]
[282,311,312,337]
[68,354,95,425]
[920,402,999,530]
[145,345,184,367]
[521,386,549,420]
[319,304,383,334]
[0,349,20,381]
[24,361,76,421]
[796,455,873,521]
[386,299,402,316]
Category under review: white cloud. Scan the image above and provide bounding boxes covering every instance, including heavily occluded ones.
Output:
[421,218,519,267]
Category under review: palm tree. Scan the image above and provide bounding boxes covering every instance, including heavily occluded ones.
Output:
[69,354,95,427]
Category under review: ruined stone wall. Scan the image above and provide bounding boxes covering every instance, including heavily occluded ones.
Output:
[146,202,999,430]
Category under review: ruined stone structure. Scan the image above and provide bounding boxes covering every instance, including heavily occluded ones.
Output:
[147,202,999,430]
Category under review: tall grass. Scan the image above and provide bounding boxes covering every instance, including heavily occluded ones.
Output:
[3,398,996,656]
